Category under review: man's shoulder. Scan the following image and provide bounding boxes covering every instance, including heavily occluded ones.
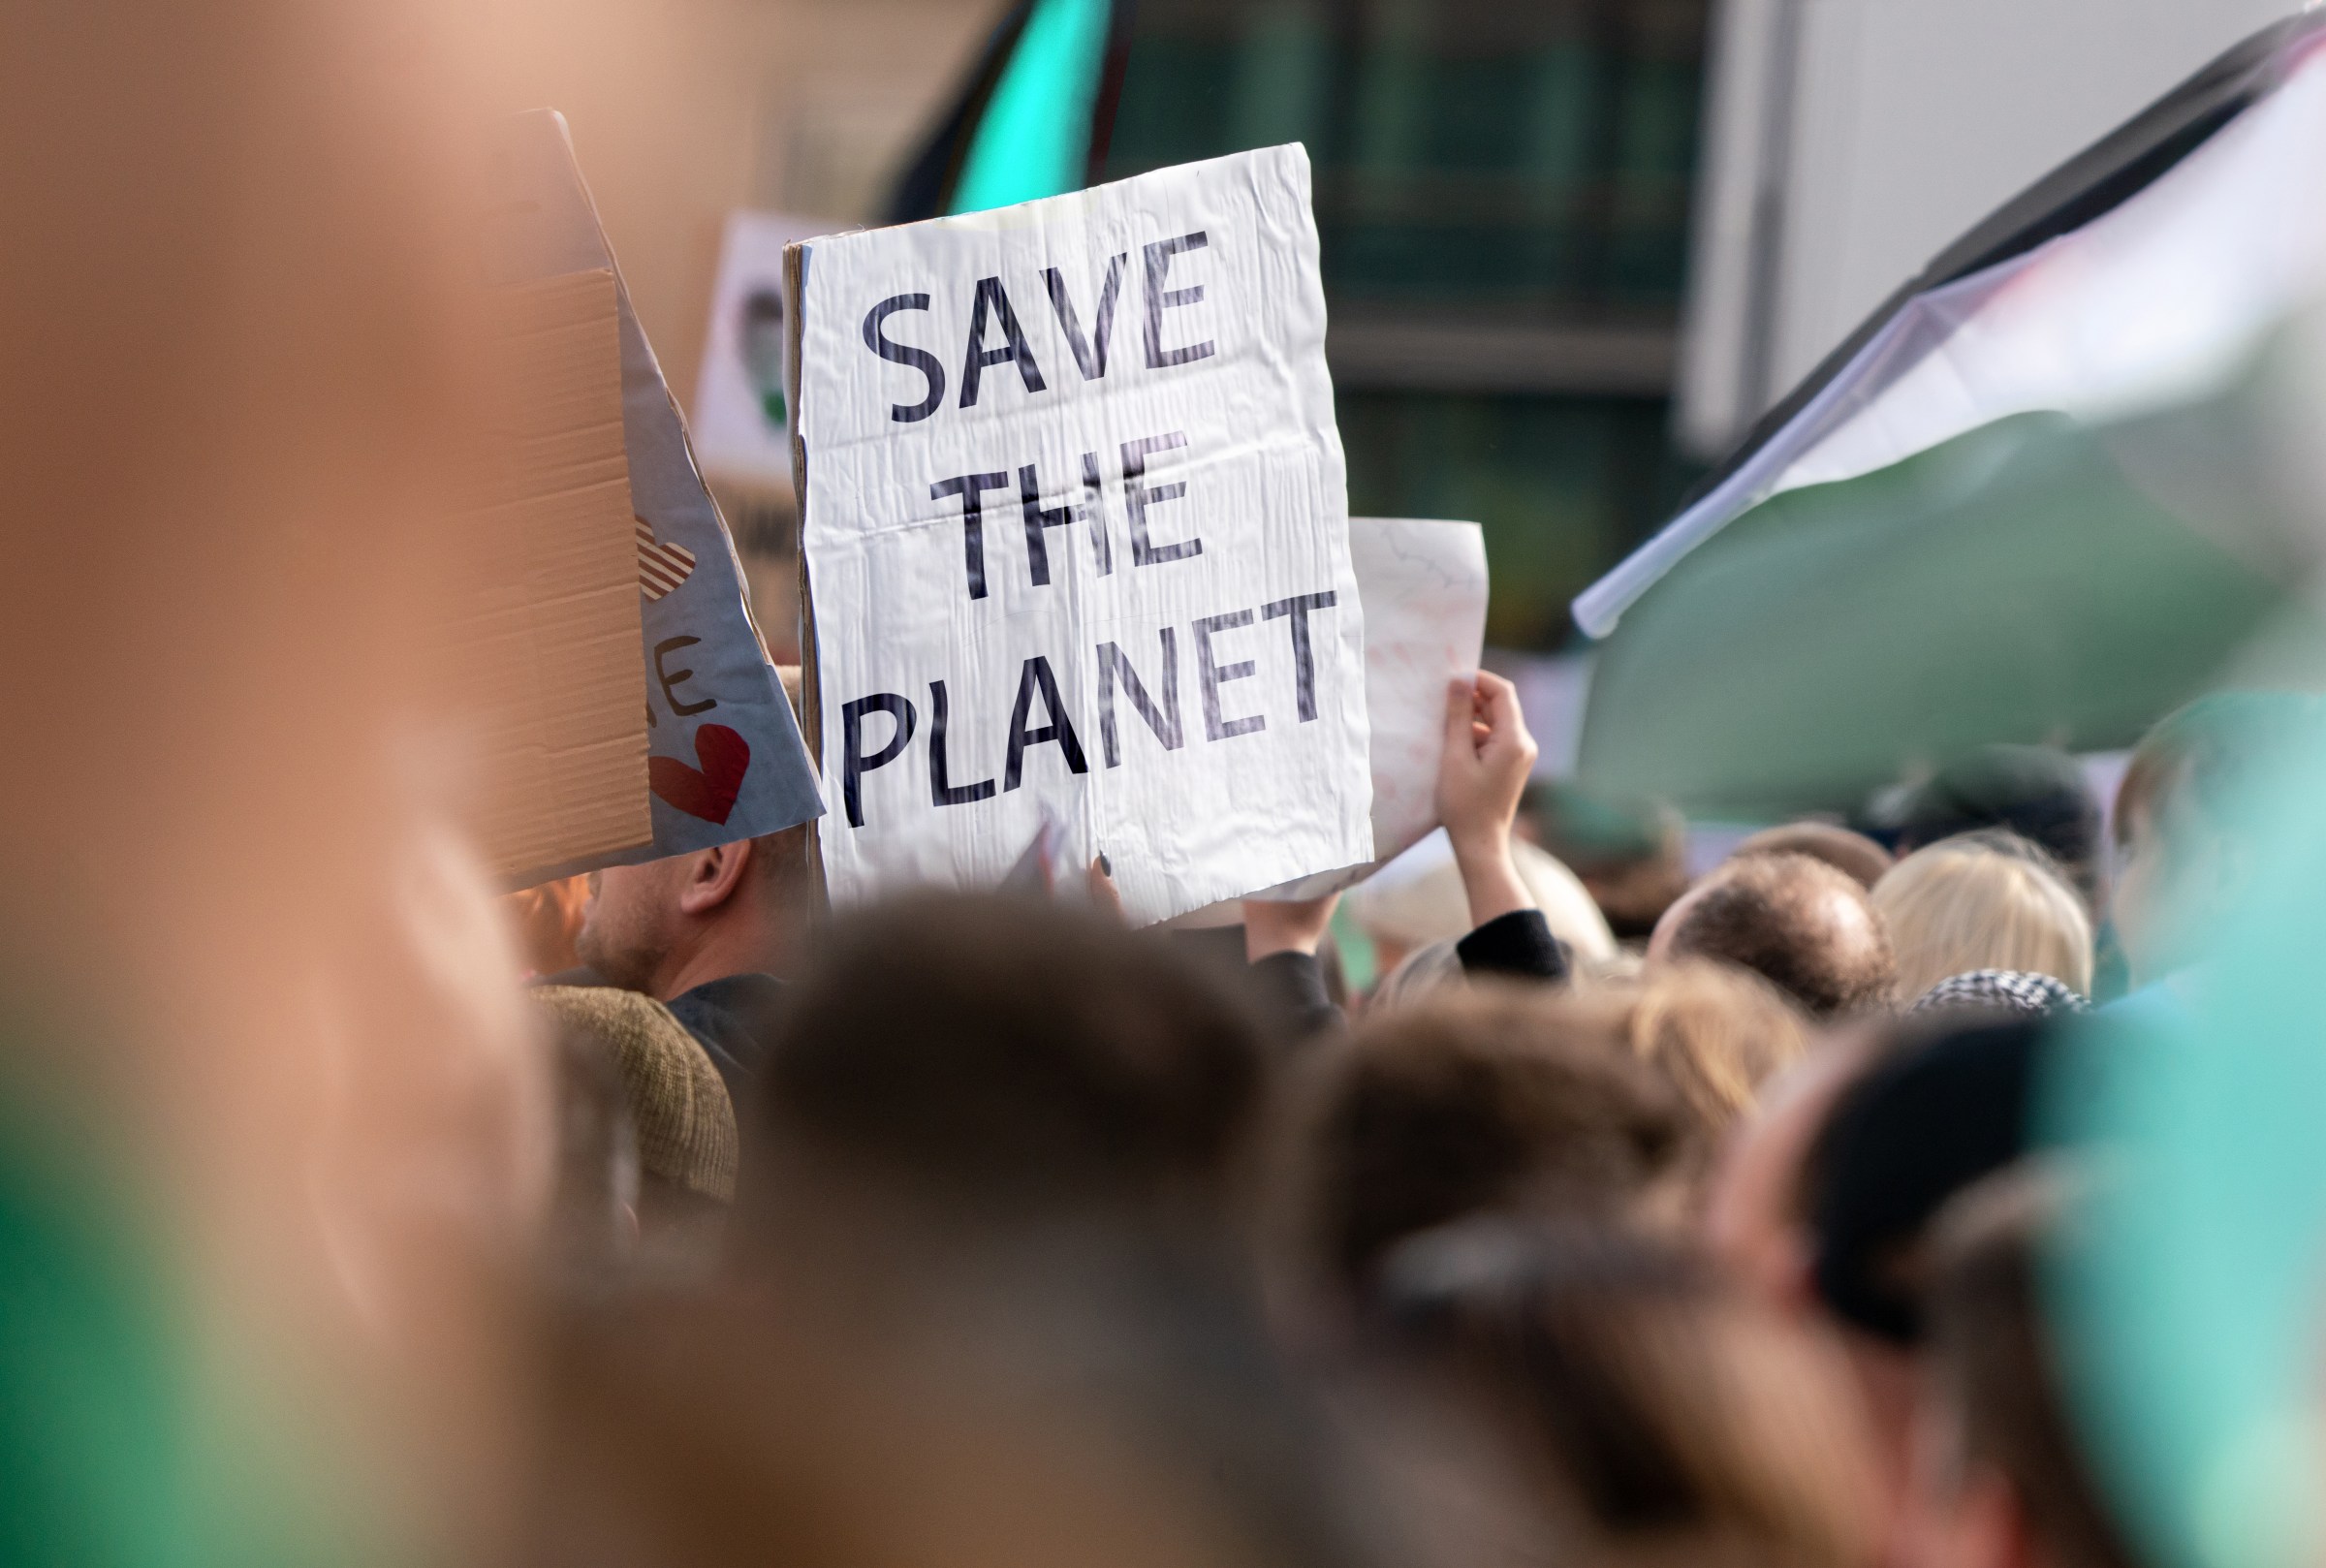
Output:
[666,972,787,1086]
[670,971,786,1019]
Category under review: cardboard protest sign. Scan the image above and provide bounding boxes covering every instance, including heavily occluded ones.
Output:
[442,267,653,883]
[1252,517,1488,901]
[483,110,823,883]
[691,210,827,491]
[790,145,1371,924]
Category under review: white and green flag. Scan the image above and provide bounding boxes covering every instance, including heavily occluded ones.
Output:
[1575,21,2326,815]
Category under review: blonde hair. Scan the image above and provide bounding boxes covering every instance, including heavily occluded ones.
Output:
[1871,834,2092,1001]
[1618,960,1812,1145]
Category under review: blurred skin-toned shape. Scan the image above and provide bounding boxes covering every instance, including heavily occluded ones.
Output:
[2,1,564,1558]
[1705,1038,1909,1565]
[505,875,594,978]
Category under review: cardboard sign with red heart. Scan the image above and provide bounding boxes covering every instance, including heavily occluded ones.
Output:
[486,110,824,883]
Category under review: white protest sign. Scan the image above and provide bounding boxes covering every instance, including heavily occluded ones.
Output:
[692,210,826,490]
[793,146,1371,924]
[1251,517,1488,901]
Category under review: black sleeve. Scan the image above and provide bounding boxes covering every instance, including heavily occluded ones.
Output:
[1456,909,1571,985]
[1248,951,1344,1040]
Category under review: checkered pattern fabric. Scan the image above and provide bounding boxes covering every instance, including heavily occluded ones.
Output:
[1908,968,2090,1019]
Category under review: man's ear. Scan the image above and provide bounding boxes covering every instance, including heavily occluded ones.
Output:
[676,839,754,918]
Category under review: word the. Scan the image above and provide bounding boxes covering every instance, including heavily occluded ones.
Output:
[931,430,1199,602]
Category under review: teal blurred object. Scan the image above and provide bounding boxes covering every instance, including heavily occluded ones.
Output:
[952,0,1115,213]
[0,1088,195,1568]
[2039,725,2326,1568]
[886,0,1133,223]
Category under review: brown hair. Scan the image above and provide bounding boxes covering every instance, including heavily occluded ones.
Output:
[750,893,1267,1225]
[1303,988,1690,1292]
[1376,1223,1880,1568]
[1611,961,1811,1156]
[1732,825,1894,891]
[1664,855,1895,1019]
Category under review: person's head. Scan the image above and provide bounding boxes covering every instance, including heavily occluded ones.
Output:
[1805,1016,2041,1348]
[743,892,1268,1243]
[1609,959,1812,1173]
[1704,1035,1879,1315]
[1650,853,1896,1020]
[534,986,739,1277]
[1797,1016,2045,1553]
[1299,987,1690,1296]
[1735,823,1895,891]
[2113,693,2326,986]
[1372,1221,1880,1568]
[1910,1171,2141,1568]
[1525,782,1691,941]
[1893,747,2102,908]
[1350,838,1618,979]
[575,825,810,999]
[1873,833,2092,1003]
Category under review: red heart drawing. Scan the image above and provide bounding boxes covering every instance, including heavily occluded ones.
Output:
[649,724,751,824]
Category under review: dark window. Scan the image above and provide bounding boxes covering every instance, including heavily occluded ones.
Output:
[1104,0,1710,646]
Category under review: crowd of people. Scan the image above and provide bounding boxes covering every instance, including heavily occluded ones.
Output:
[8,12,2322,1568]
[446,670,2298,1568]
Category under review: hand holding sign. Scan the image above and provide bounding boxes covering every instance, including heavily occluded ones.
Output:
[1436,672,1540,928]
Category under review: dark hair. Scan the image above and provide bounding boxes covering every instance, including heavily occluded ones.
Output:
[1665,853,1895,1019]
[1372,1220,1877,1568]
[753,893,1266,1221]
[1803,1016,2042,1343]
[1732,823,1893,891]
[1304,988,1687,1292]
[1928,1173,2141,1568]
[1895,746,2101,904]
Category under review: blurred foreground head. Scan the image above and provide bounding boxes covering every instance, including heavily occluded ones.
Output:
[1373,1221,1880,1568]
[1651,853,1896,1019]
[1601,959,1811,1177]
[0,2,581,1557]
[1915,1172,2140,1568]
[1805,1017,2042,1348]
[739,893,1268,1249]
[546,897,1410,1568]
[534,986,737,1283]
[1295,986,1691,1300]
[2112,692,2326,986]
